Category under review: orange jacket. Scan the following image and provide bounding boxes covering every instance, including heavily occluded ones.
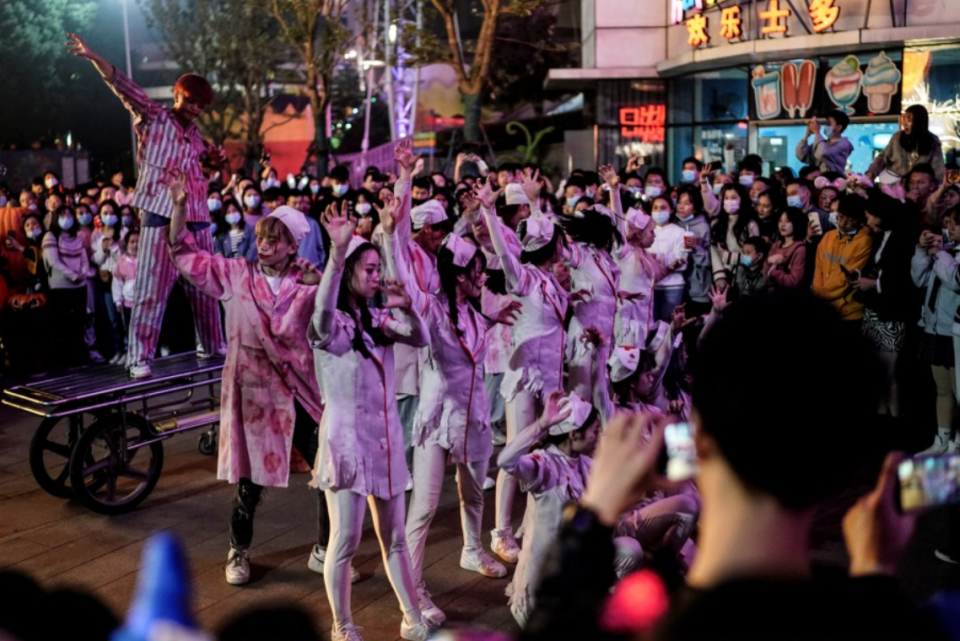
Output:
[812,228,873,321]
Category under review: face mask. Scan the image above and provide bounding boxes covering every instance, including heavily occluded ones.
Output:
[45,179,58,189]
[335,184,348,196]
[207,198,221,211]
[751,197,760,205]
[310,184,320,194]
[724,200,740,214]
[244,196,260,208]
[225,212,242,225]
[78,213,93,226]
[0,196,6,207]
[740,254,754,268]
[356,203,372,216]
[566,195,581,208]
[678,212,695,223]
[585,188,597,200]
[652,211,671,225]
[28,203,38,211]
[266,179,280,189]
[681,170,697,184]
[626,186,641,198]
[828,212,839,227]
[100,214,118,227]
[786,195,803,209]
[58,216,74,230]
[210,223,218,235]
[644,185,662,198]
[822,126,834,138]
[89,203,98,215]
[712,183,723,195]
[122,216,135,228]
[739,174,755,187]
[27,228,43,240]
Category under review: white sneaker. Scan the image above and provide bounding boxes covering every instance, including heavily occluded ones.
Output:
[225,547,250,585]
[461,547,507,578]
[331,622,365,641]
[400,616,432,641]
[491,427,507,446]
[935,549,960,565]
[919,435,951,455]
[108,352,122,365]
[482,476,496,491]
[491,529,520,564]
[405,477,414,492]
[415,582,446,626]
[307,544,361,583]
[129,362,152,379]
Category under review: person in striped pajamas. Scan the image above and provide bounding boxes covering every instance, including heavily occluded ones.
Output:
[67,32,224,378]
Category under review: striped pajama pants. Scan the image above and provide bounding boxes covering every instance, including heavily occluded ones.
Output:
[126,223,224,366]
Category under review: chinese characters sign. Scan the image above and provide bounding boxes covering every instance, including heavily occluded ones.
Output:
[620,105,667,143]
[680,0,840,48]
[749,51,902,121]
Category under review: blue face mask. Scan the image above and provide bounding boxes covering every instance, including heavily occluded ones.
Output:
[566,195,581,208]
[225,213,242,226]
[787,195,803,209]
[739,174,755,188]
[740,254,754,268]
[58,216,74,230]
[652,211,671,226]
[207,198,222,211]
[645,185,663,198]
[122,216,135,228]
[78,213,93,226]
[100,214,118,227]
[822,126,834,138]
[681,169,697,184]
[335,184,348,196]
[209,223,218,235]
[712,183,723,195]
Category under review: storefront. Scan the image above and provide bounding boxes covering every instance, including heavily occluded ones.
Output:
[558,0,960,182]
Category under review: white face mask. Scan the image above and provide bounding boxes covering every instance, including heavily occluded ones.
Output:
[645,185,663,198]
[310,184,320,194]
[58,216,74,230]
[724,200,741,214]
[739,174,755,188]
[225,212,242,225]
[27,228,43,239]
[356,203,372,216]
[207,198,222,211]
[712,183,723,195]
[45,179,58,189]
[334,184,348,196]
[652,211,671,225]
[244,196,260,208]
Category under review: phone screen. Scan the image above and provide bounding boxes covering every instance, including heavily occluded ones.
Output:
[664,422,698,481]
[898,453,960,512]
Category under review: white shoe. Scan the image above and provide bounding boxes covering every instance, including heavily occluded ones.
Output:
[415,582,446,626]
[919,433,953,455]
[108,352,123,365]
[225,547,250,585]
[461,547,507,578]
[129,362,152,379]
[331,622,365,641]
[491,427,507,446]
[491,529,520,564]
[400,616,432,641]
[935,549,960,565]
[307,544,360,583]
[482,476,496,491]
[406,477,414,492]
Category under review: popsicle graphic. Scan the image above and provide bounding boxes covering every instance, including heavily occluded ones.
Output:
[752,66,782,120]
[862,51,902,113]
[780,61,817,118]
[825,55,863,115]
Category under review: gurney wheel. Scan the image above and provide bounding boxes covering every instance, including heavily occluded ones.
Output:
[29,414,96,498]
[68,413,164,515]
[198,429,217,456]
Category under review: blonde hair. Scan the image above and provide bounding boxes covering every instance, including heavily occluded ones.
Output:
[254,216,294,245]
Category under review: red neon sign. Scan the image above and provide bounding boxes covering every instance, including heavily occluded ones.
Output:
[619,105,666,143]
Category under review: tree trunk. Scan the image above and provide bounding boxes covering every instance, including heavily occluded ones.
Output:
[462,92,483,143]
[314,103,329,178]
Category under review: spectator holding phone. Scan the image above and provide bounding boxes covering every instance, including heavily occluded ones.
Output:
[812,194,873,327]
[520,293,953,641]
[796,110,853,174]
[868,104,945,183]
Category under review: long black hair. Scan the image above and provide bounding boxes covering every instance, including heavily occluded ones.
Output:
[559,206,622,251]
[712,183,756,248]
[518,218,567,266]
[336,242,393,359]
[900,104,934,156]
[437,238,487,337]
[49,205,77,239]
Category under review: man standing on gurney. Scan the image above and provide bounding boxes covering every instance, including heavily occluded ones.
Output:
[66,33,225,379]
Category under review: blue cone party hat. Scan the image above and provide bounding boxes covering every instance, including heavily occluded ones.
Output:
[112,532,209,641]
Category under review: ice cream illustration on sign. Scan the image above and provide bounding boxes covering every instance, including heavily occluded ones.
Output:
[752,66,782,120]
[825,55,863,115]
[862,51,902,113]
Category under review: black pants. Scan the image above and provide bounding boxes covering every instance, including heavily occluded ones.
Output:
[229,400,330,550]
[49,287,88,367]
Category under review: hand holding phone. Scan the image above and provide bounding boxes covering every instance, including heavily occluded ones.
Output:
[897,452,960,512]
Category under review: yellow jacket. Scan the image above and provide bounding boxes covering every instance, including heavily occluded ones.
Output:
[812,228,873,321]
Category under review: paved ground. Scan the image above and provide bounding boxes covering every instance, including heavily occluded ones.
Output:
[1,368,959,641]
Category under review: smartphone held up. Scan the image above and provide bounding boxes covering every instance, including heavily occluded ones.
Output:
[898,453,960,512]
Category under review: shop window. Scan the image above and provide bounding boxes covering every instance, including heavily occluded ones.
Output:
[756,121,900,175]
[904,47,960,160]
[597,79,667,168]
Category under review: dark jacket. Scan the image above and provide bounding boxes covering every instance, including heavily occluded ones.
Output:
[855,227,921,323]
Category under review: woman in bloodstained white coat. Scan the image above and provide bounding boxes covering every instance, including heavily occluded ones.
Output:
[498,391,600,627]
[477,175,570,564]
[309,201,433,641]
[400,230,523,624]
[165,178,334,587]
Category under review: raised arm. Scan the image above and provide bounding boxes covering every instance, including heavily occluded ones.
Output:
[497,392,572,486]
[393,139,416,248]
[66,33,159,120]
[313,203,356,341]
[598,164,626,240]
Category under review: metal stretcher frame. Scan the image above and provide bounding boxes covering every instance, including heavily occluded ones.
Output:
[2,352,225,515]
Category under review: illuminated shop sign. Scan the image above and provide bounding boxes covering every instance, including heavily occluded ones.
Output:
[750,51,902,121]
[619,105,667,142]
[676,0,841,47]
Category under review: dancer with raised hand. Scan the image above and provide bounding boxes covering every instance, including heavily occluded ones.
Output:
[66,32,224,379]
[165,176,335,587]
[477,176,570,564]
[310,201,433,641]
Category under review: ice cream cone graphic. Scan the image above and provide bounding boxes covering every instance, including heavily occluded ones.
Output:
[863,51,902,114]
[825,55,863,115]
